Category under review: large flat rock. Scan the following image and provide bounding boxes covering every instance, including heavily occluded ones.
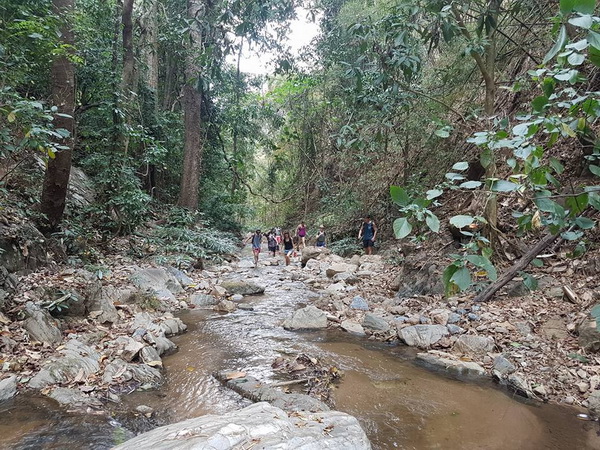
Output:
[113,402,371,450]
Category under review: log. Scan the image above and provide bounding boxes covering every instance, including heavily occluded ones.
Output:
[473,232,560,302]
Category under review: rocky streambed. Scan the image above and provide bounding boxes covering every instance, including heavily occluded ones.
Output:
[1,245,600,448]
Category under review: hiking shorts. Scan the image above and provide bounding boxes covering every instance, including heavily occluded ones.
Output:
[252,247,261,254]
[268,246,277,253]
[363,239,374,248]
[284,248,294,255]
[316,241,326,247]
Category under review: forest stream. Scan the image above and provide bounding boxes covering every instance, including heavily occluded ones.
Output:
[2,248,600,449]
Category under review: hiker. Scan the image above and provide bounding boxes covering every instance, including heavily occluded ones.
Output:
[358,215,377,255]
[282,231,295,265]
[267,228,278,257]
[296,222,307,249]
[247,229,262,267]
[315,225,326,247]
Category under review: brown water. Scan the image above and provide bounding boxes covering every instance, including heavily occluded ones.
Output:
[2,253,600,449]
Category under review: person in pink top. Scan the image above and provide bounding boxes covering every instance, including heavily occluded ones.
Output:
[296,222,307,249]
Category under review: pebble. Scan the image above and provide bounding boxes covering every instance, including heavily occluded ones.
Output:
[564,396,575,405]
[467,313,479,321]
[577,382,589,393]
[447,324,464,335]
[231,294,244,302]
[447,313,461,324]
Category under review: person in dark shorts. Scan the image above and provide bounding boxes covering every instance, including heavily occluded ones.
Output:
[267,229,278,257]
[282,231,294,265]
[315,225,326,247]
[358,216,377,255]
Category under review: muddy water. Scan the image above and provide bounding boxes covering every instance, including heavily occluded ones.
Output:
[3,253,600,449]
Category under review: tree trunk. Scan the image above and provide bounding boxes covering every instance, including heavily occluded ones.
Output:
[177,0,203,210]
[121,0,135,154]
[40,0,75,229]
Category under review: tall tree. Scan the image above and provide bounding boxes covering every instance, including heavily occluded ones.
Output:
[39,0,76,229]
[178,0,204,209]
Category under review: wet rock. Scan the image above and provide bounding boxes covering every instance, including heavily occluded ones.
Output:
[453,335,495,357]
[23,302,62,345]
[112,402,371,450]
[140,346,162,367]
[507,373,531,397]
[231,294,244,301]
[129,267,183,304]
[189,293,219,308]
[0,375,17,401]
[341,320,365,335]
[417,351,485,377]
[48,387,102,409]
[350,296,369,311]
[220,280,265,296]
[301,246,331,266]
[493,355,516,375]
[362,314,390,332]
[283,305,327,330]
[398,325,449,348]
[588,390,600,417]
[30,339,100,389]
[215,299,237,313]
[154,336,176,355]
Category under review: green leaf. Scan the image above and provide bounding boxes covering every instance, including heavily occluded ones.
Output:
[390,186,410,206]
[459,181,482,189]
[567,353,589,363]
[426,189,443,200]
[450,267,472,291]
[531,258,544,268]
[574,0,596,14]
[393,217,413,239]
[425,213,440,233]
[452,161,469,171]
[480,147,493,169]
[566,193,589,216]
[450,215,474,228]
[543,25,567,64]
[568,15,593,29]
[491,180,520,192]
[549,157,564,174]
[589,45,600,67]
[445,172,465,181]
[443,265,459,297]
[560,0,576,14]
[435,128,450,138]
[561,230,584,240]
[465,254,490,268]
[590,164,600,176]
[521,272,538,291]
[591,303,600,319]
[575,216,595,229]
[589,192,600,210]
[531,96,549,112]
[567,52,586,65]
[588,31,600,50]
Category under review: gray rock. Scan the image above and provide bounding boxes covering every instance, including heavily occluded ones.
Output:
[341,320,365,335]
[136,405,154,415]
[579,316,600,352]
[430,309,450,325]
[127,363,163,388]
[0,375,17,402]
[447,312,461,324]
[166,266,193,286]
[417,352,485,377]
[115,336,145,362]
[48,387,102,409]
[189,293,219,308]
[154,336,177,355]
[333,272,359,285]
[220,280,265,296]
[398,325,449,348]
[588,390,600,418]
[131,312,186,338]
[514,321,532,336]
[29,339,100,389]
[454,335,495,356]
[87,285,120,323]
[493,355,516,375]
[23,302,62,345]
[467,313,479,321]
[113,402,371,450]
[325,263,357,278]
[507,373,531,397]
[231,294,244,301]
[362,313,390,332]
[350,296,369,311]
[140,346,162,367]
[238,304,255,311]
[283,305,327,330]
[446,324,464,335]
[129,267,183,304]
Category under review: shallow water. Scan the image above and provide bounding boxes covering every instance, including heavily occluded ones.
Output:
[2,253,600,449]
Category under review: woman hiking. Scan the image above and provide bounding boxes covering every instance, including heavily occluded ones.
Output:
[282,231,294,265]
[296,222,307,249]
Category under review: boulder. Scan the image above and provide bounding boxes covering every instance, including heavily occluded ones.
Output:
[0,375,17,402]
[325,263,357,278]
[493,355,516,375]
[283,306,327,330]
[398,325,449,348]
[23,302,62,345]
[112,402,371,450]
[304,259,322,272]
[220,280,265,296]
[453,335,495,357]
[301,246,331,266]
[215,300,237,313]
[417,351,485,377]
[166,266,193,286]
[131,312,187,337]
[588,390,600,418]
[341,320,365,335]
[87,284,120,324]
[362,313,390,332]
[154,336,177,355]
[579,315,600,352]
[190,293,219,308]
[115,336,145,362]
[140,346,162,367]
[29,339,100,389]
[48,387,102,409]
[350,296,369,311]
[129,267,183,303]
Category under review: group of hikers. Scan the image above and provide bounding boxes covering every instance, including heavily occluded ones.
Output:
[245,216,377,267]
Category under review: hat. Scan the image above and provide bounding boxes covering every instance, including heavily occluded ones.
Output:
[319,225,324,228]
